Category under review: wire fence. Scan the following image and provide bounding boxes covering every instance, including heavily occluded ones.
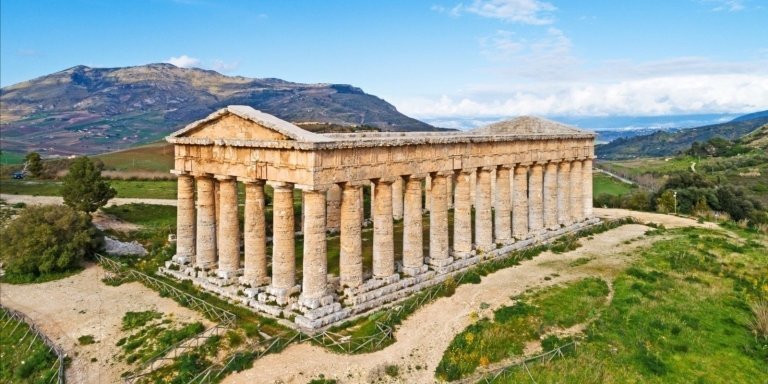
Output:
[0,304,66,384]
[473,341,577,384]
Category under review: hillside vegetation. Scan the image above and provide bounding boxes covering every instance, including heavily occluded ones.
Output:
[596,113,768,159]
[0,63,438,156]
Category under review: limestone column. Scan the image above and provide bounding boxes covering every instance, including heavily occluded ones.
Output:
[373,179,395,278]
[446,174,454,209]
[494,166,512,243]
[543,162,559,229]
[270,182,295,291]
[402,176,424,275]
[214,180,220,264]
[301,188,327,300]
[470,171,477,207]
[326,184,341,232]
[216,176,240,277]
[175,173,196,264]
[429,173,451,265]
[340,184,363,288]
[370,182,375,221]
[557,161,571,225]
[195,175,216,269]
[512,165,529,239]
[453,170,473,257]
[528,164,544,232]
[582,159,594,218]
[243,180,267,286]
[424,175,431,212]
[570,160,583,222]
[392,177,404,221]
[475,168,493,250]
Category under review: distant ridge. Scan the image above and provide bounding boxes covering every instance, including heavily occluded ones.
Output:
[0,63,439,155]
[596,110,768,159]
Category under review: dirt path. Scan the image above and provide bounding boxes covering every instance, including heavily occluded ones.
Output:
[0,264,210,383]
[0,193,177,207]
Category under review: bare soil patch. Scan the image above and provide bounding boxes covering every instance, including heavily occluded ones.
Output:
[0,264,210,383]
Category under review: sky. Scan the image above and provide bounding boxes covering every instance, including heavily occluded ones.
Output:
[2,0,768,127]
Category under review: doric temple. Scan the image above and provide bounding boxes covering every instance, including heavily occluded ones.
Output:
[161,105,599,329]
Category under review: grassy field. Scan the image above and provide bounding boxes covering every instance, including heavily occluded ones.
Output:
[95,141,174,173]
[0,179,177,199]
[0,309,60,384]
[593,172,636,197]
[452,226,768,383]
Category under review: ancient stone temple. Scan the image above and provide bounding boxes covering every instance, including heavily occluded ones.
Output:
[161,105,598,329]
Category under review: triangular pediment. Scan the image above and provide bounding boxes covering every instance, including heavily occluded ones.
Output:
[471,116,589,136]
[168,105,332,142]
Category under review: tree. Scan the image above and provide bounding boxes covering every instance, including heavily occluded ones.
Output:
[24,151,43,177]
[656,190,676,214]
[0,205,103,279]
[61,156,117,213]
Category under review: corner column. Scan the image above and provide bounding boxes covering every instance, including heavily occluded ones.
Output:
[582,159,594,218]
[570,160,583,222]
[453,170,473,257]
[475,167,493,250]
[242,179,268,287]
[195,174,216,269]
[543,162,559,229]
[175,173,196,264]
[270,182,296,293]
[373,179,395,278]
[216,176,240,278]
[429,173,451,267]
[494,166,512,243]
[557,161,571,225]
[402,176,424,275]
[340,184,363,288]
[300,187,328,302]
[528,164,544,233]
[512,165,529,239]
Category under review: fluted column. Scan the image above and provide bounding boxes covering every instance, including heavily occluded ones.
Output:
[242,180,267,287]
[326,184,341,232]
[557,161,571,225]
[402,176,424,275]
[446,175,454,209]
[373,179,395,278]
[175,173,196,264]
[582,159,594,218]
[475,168,493,250]
[340,184,363,288]
[543,162,559,229]
[512,165,529,239]
[528,164,544,232]
[429,173,451,266]
[195,175,216,269]
[470,171,477,207]
[494,166,512,243]
[570,160,583,222]
[453,170,473,257]
[270,182,295,291]
[424,175,431,212]
[392,177,404,220]
[300,188,327,300]
[216,176,240,277]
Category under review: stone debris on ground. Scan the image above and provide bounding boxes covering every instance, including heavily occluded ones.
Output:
[104,236,148,256]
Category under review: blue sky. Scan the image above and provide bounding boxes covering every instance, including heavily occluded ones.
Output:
[2,0,767,126]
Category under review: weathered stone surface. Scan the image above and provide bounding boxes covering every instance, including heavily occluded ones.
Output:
[340,184,363,288]
[402,176,424,274]
[528,164,544,232]
[475,168,493,250]
[373,180,394,277]
[429,173,451,264]
[195,175,216,269]
[176,174,196,262]
[392,177,404,220]
[326,183,342,231]
[583,159,594,218]
[557,161,571,225]
[570,160,583,222]
[216,177,240,274]
[271,182,295,291]
[513,165,529,239]
[243,180,268,287]
[495,166,512,242]
[543,162,558,229]
[301,188,328,300]
[453,170,473,257]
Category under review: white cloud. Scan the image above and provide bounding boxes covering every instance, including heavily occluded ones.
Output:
[704,0,746,12]
[166,55,200,68]
[456,0,557,25]
[396,73,768,118]
[210,59,240,73]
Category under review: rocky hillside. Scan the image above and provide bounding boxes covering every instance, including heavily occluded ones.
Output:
[596,111,768,159]
[0,63,437,155]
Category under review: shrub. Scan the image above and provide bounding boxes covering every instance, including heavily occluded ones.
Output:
[61,156,116,213]
[0,205,103,281]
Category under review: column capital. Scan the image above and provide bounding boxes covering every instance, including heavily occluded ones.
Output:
[405,173,428,180]
[429,170,454,177]
[455,168,475,176]
[372,178,396,185]
[171,169,190,176]
[477,166,496,172]
[295,184,328,192]
[340,182,364,190]
[192,172,213,179]
[214,175,235,181]
[268,181,294,191]
[238,177,265,185]
[496,164,513,170]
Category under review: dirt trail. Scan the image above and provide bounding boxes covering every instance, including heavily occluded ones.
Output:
[0,194,177,207]
[0,264,210,383]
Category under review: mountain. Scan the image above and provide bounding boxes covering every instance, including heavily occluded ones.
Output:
[741,124,768,150]
[0,63,438,155]
[596,110,768,160]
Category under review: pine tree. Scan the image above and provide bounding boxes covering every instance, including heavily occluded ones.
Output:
[61,157,117,213]
[24,151,43,177]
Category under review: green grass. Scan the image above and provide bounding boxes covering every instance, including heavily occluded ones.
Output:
[436,278,610,381]
[116,311,205,365]
[0,309,60,384]
[95,141,174,172]
[482,227,768,383]
[593,172,636,197]
[78,334,96,345]
[0,150,26,165]
[0,179,177,199]
[0,267,84,285]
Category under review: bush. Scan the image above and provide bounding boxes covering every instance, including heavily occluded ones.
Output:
[0,205,103,281]
[61,156,116,213]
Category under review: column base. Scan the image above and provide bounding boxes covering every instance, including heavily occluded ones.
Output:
[426,256,454,268]
[401,264,429,276]
[238,275,271,288]
[171,255,193,265]
[260,285,301,306]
